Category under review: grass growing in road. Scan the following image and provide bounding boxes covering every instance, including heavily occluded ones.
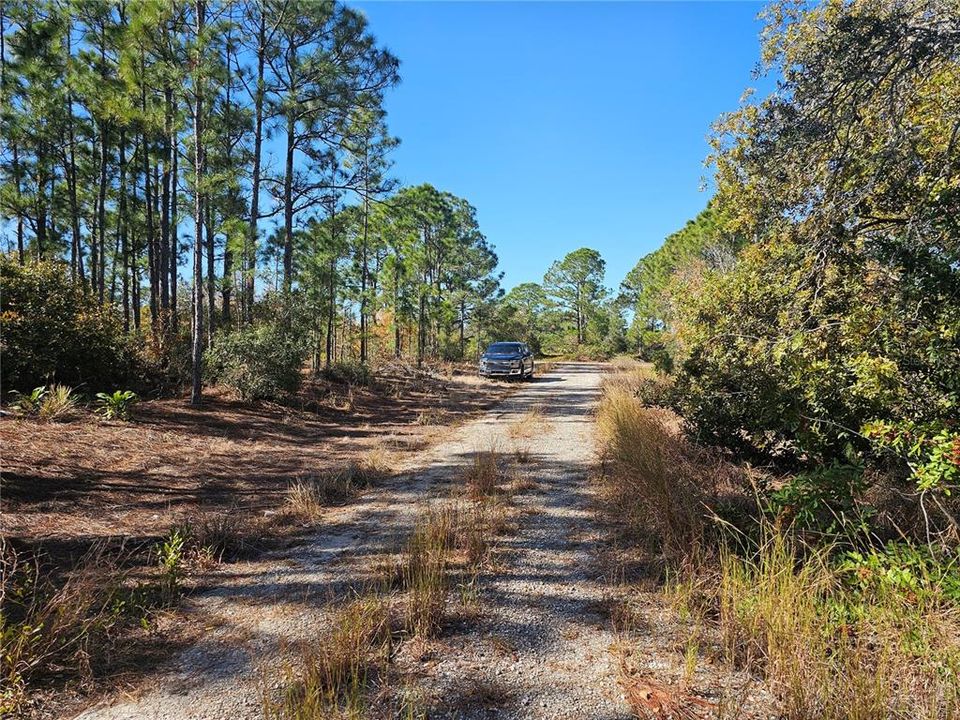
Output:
[402,507,457,638]
[263,595,394,720]
[463,446,504,500]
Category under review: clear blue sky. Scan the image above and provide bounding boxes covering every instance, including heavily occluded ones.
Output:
[354,0,770,293]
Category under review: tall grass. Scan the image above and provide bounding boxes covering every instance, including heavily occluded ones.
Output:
[463,446,504,500]
[597,385,714,559]
[264,595,394,720]
[598,375,960,720]
[707,531,960,719]
[401,507,456,638]
[0,540,166,714]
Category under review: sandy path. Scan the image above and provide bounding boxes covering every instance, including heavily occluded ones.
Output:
[75,362,627,720]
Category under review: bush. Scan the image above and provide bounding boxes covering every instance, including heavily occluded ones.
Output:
[1,256,134,393]
[95,390,139,421]
[322,360,373,387]
[204,322,307,401]
[710,532,960,720]
[769,464,872,537]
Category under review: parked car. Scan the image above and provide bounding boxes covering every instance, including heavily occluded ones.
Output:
[478,342,535,380]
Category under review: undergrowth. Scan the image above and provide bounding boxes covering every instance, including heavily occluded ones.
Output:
[599,371,960,719]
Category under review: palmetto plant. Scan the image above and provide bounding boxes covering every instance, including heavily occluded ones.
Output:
[8,386,48,414]
[95,390,139,421]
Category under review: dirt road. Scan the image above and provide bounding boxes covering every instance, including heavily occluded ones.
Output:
[76,362,629,720]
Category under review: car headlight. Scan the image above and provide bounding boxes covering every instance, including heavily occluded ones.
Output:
[511,360,520,367]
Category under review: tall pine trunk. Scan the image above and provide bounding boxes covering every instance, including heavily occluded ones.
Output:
[119,131,129,331]
[160,85,173,324]
[97,121,108,301]
[205,202,215,344]
[65,31,83,283]
[245,10,267,323]
[170,122,179,329]
[190,0,205,405]
[282,112,294,293]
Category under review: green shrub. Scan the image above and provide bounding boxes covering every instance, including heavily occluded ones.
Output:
[37,384,79,422]
[8,386,47,414]
[323,360,372,387]
[204,322,307,401]
[839,541,960,605]
[95,390,139,421]
[769,464,873,537]
[0,255,134,393]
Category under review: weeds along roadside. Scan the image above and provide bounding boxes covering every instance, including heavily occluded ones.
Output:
[1,445,399,718]
[596,363,960,720]
[0,519,246,717]
[263,444,527,719]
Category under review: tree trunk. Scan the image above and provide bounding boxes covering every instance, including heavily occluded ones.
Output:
[97,121,109,301]
[282,112,295,292]
[144,129,159,337]
[205,201,215,345]
[160,85,172,324]
[35,139,48,260]
[246,10,265,321]
[170,121,179,329]
[65,30,84,283]
[119,131,129,331]
[459,298,466,358]
[190,0,205,405]
[393,259,402,358]
[12,144,24,265]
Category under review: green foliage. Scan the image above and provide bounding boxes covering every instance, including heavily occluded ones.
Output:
[95,390,139,421]
[543,248,607,347]
[8,386,47,414]
[0,256,133,393]
[323,360,373,387]
[204,322,307,401]
[648,1,960,499]
[155,529,186,606]
[839,542,960,605]
[769,464,873,536]
[622,203,741,358]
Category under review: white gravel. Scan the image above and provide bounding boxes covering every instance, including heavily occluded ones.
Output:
[74,362,628,720]
[405,362,630,719]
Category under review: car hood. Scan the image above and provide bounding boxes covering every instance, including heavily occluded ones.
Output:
[482,352,522,360]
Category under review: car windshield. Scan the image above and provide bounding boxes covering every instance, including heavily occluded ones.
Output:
[486,343,523,354]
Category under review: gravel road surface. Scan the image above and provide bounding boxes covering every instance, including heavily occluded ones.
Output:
[75,362,629,720]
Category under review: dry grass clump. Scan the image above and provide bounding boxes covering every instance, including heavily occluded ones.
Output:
[0,540,170,714]
[415,407,451,426]
[286,475,355,519]
[402,507,457,638]
[458,503,492,569]
[286,456,392,520]
[174,510,257,565]
[513,445,532,464]
[597,386,722,559]
[463,447,504,500]
[264,594,394,719]
[602,362,675,409]
[507,404,548,440]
